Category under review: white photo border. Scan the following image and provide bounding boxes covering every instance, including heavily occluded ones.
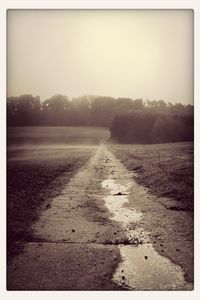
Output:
[1,1,199,300]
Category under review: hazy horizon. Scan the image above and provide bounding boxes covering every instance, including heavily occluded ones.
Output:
[7,10,194,105]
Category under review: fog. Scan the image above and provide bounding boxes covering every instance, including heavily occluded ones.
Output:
[7,10,193,104]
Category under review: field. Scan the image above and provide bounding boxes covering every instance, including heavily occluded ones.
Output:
[7,126,109,259]
[7,126,110,146]
[108,142,194,211]
[7,127,194,258]
[7,126,194,289]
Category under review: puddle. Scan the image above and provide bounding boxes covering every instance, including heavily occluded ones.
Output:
[128,228,151,244]
[101,176,192,290]
[102,179,142,226]
[102,179,131,195]
[114,244,193,290]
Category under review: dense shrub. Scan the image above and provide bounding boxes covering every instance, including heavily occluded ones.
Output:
[110,112,193,144]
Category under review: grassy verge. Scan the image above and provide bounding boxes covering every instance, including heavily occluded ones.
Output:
[108,142,193,211]
[7,147,95,260]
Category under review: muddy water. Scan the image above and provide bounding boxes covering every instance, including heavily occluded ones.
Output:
[101,172,192,290]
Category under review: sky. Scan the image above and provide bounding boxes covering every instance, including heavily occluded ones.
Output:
[7,10,193,104]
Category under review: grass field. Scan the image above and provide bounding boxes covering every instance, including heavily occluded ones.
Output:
[7,126,109,259]
[108,142,194,211]
[7,126,110,145]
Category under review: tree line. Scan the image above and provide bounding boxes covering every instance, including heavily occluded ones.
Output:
[110,111,193,143]
[7,94,193,143]
[7,94,145,126]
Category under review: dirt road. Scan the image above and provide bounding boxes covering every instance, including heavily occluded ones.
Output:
[7,144,193,290]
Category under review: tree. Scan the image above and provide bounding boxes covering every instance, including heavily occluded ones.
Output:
[7,95,41,126]
[41,94,70,125]
[71,95,92,125]
[90,96,116,126]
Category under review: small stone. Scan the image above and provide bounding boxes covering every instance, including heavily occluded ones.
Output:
[153,234,159,238]
[145,256,148,259]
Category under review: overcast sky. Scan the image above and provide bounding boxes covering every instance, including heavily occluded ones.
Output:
[7,10,193,104]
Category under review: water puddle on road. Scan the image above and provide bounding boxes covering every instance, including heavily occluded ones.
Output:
[102,179,142,226]
[101,177,192,290]
[114,244,193,290]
